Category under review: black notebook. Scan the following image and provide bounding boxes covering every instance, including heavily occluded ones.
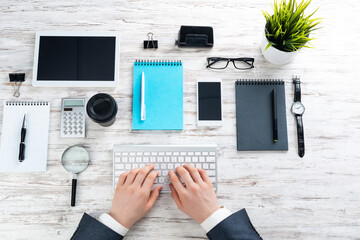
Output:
[235,80,288,151]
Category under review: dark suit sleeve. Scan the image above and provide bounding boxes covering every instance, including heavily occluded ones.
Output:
[70,213,124,240]
[206,209,262,240]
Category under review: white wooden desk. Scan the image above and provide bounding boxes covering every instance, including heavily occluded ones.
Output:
[0,0,359,239]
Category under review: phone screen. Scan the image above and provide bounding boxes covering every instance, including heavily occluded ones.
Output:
[198,82,222,121]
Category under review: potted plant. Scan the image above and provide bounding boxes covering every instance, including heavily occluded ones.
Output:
[261,0,321,65]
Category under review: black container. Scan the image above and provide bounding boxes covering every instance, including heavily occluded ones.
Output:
[86,93,118,127]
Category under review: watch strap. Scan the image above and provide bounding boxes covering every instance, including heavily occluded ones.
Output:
[293,77,301,102]
[296,115,305,158]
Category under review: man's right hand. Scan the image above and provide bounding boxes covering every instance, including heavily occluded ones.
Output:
[168,164,220,224]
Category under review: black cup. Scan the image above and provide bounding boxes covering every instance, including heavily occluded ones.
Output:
[86,93,118,127]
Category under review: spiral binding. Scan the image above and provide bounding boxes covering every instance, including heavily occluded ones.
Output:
[6,101,49,106]
[134,60,182,66]
[236,79,284,85]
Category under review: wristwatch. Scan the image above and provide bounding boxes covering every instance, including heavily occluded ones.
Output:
[291,75,305,158]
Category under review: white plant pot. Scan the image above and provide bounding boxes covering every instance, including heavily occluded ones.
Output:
[260,32,298,65]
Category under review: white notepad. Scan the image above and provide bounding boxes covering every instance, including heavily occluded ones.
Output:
[0,101,50,172]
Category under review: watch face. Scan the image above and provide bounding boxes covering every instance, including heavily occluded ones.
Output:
[291,102,305,115]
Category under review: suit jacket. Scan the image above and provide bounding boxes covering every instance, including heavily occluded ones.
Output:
[71,209,262,240]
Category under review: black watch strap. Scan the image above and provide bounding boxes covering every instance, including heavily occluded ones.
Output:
[293,79,301,102]
[296,115,305,158]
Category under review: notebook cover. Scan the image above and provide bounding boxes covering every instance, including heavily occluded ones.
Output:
[132,60,183,130]
[235,80,288,151]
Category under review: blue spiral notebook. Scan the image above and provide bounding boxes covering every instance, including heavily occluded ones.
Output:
[132,60,183,130]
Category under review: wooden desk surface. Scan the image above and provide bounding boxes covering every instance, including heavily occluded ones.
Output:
[0,0,359,239]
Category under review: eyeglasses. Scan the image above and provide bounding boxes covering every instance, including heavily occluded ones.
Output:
[206,57,255,70]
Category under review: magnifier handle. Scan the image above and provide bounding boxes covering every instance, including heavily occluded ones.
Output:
[71,178,77,207]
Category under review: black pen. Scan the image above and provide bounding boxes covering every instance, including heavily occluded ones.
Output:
[19,114,27,162]
[272,89,278,142]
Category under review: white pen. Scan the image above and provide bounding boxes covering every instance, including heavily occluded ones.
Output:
[141,71,146,121]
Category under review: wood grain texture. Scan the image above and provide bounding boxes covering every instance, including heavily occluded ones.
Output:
[0,0,359,239]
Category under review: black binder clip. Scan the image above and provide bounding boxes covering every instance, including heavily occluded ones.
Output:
[175,26,214,48]
[9,73,25,97]
[144,32,158,49]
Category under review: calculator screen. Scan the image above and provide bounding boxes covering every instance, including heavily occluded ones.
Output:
[64,100,84,107]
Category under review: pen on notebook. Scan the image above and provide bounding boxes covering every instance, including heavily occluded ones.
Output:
[272,89,278,142]
[19,113,27,162]
[141,71,146,121]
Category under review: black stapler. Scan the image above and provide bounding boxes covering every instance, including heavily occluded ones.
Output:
[175,26,214,48]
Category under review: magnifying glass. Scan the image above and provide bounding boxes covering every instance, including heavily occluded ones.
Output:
[61,146,90,207]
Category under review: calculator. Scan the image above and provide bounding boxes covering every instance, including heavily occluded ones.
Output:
[61,98,86,138]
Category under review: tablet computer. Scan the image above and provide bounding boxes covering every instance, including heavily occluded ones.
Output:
[33,31,119,87]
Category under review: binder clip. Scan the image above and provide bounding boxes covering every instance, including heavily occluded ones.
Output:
[9,73,25,97]
[144,32,158,49]
[175,26,214,48]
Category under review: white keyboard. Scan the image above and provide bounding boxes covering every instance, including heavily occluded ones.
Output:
[113,145,218,192]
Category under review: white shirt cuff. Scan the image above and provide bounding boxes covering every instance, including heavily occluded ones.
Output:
[200,207,232,233]
[99,213,129,236]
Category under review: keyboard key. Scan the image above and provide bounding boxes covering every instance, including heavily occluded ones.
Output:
[171,157,177,162]
[144,152,150,155]
[140,164,145,168]
[178,157,184,162]
[136,152,143,156]
[143,157,149,162]
[115,170,124,176]
[167,163,174,169]
[202,152,209,156]
[192,157,198,162]
[210,152,216,156]
[115,178,119,183]
[196,163,202,168]
[166,152,172,156]
[159,177,165,183]
[161,164,167,169]
[206,157,216,162]
[195,152,201,155]
[115,164,125,170]
[115,152,122,156]
[122,152,128,156]
[154,178,158,184]
[159,152,165,156]
[185,157,191,163]
[165,177,171,184]
[150,157,156,162]
[174,152,179,155]
[129,157,135,162]
[210,164,216,169]
[133,164,139,168]
[209,177,216,183]
[136,157,142,162]
[203,163,209,169]
[199,157,205,162]
[157,157,163,162]
[175,163,181,168]
[151,152,158,156]
[162,170,169,176]
[188,152,194,156]
[130,152,136,156]
[125,164,131,170]
[180,152,186,156]
[115,157,121,162]
[207,170,216,176]
[154,164,160,170]
[164,157,170,162]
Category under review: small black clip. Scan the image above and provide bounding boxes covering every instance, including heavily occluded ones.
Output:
[144,32,158,49]
[9,73,25,97]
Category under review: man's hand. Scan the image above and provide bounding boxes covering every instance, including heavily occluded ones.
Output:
[109,164,162,229]
[169,164,219,223]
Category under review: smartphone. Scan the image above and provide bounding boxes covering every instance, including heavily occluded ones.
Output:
[197,79,223,126]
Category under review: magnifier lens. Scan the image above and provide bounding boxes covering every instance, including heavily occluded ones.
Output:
[61,146,89,174]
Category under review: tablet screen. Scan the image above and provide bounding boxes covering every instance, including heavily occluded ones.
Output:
[37,36,116,81]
